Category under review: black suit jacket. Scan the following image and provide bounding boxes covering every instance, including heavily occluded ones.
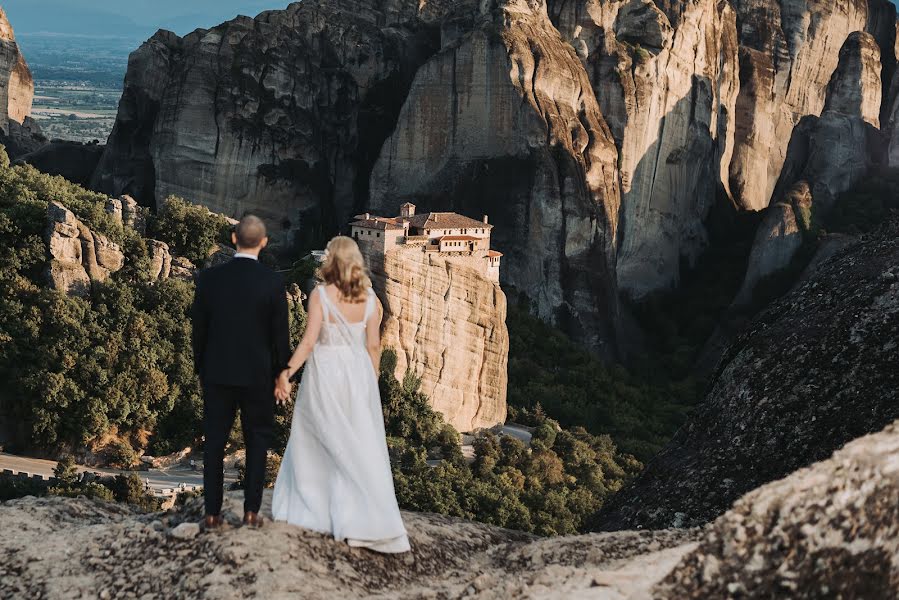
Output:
[191,257,290,388]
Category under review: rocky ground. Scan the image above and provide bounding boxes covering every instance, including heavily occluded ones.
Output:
[0,491,699,599]
[655,420,899,599]
[4,418,899,598]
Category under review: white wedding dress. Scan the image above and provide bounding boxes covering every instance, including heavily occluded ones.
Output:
[272,286,410,553]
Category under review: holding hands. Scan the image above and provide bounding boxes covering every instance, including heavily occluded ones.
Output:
[274,370,293,405]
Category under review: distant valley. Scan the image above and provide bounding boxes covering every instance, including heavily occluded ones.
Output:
[18,34,128,143]
[6,1,288,143]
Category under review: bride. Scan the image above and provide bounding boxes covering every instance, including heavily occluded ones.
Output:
[271,236,410,554]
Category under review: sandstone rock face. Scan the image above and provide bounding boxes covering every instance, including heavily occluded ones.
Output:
[731,186,807,306]
[549,0,740,298]
[45,202,125,296]
[90,30,181,205]
[92,2,442,244]
[369,0,622,355]
[728,0,896,212]
[45,199,194,292]
[146,243,196,282]
[735,32,882,305]
[369,250,509,432]
[0,8,33,135]
[594,216,899,531]
[0,8,47,160]
[771,32,883,213]
[105,195,146,235]
[147,240,173,281]
[656,420,899,599]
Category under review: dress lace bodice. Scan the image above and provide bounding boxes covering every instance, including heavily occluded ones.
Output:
[316,286,375,348]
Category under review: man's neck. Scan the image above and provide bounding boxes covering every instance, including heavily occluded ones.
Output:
[234,249,260,260]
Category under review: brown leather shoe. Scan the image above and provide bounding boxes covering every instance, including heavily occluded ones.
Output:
[242,511,264,528]
[203,514,224,530]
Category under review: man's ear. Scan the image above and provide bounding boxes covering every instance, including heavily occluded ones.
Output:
[231,232,238,247]
[260,237,269,250]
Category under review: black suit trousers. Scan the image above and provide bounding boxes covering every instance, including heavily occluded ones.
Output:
[202,383,274,516]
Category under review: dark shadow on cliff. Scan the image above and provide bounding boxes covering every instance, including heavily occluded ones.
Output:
[613,72,763,382]
[591,213,899,532]
[351,26,441,223]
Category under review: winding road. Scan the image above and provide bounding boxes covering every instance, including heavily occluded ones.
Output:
[0,452,235,495]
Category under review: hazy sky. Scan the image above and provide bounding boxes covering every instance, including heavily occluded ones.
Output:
[4,1,289,38]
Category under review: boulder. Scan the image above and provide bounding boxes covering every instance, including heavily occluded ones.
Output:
[119,195,146,235]
[45,202,125,296]
[656,419,899,598]
[169,522,200,540]
[147,240,172,281]
[169,257,196,281]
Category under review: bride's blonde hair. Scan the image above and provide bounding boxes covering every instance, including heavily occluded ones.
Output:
[318,236,371,302]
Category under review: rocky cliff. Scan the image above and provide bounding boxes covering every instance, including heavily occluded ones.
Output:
[0,8,32,135]
[734,31,884,305]
[84,0,899,354]
[549,0,740,298]
[91,1,443,245]
[4,418,899,598]
[44,197,195,295]
[728,0,896,212]
[656,419,899,599]
[45,201,126,296]
[594,215,899,531]
[368,0,622,355]
[0,489,701,600]
[0,7,47,158]
[369,250,509,432]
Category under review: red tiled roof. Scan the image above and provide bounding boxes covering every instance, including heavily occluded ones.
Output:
[351,215,405,230]
[487,250,503,257]
[402,212,492,230]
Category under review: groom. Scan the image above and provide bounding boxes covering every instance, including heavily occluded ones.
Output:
[191,215,290,529]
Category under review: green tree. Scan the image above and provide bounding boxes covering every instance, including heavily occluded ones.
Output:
[147,195,232,265]
[110,473,160,512]
[53,456,79,485]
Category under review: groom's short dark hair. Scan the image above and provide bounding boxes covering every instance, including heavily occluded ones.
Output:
[235,215,267,249]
